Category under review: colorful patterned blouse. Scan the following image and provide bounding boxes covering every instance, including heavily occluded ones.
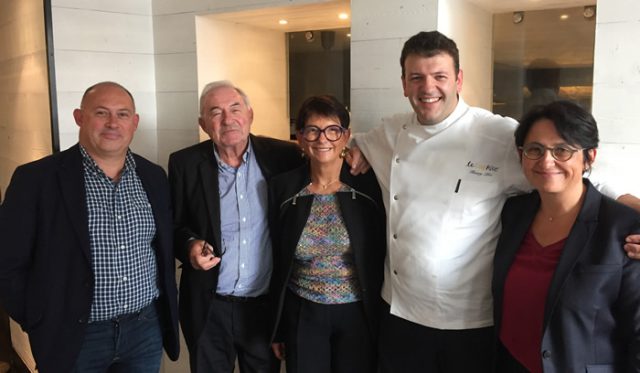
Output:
[288,185,362,304]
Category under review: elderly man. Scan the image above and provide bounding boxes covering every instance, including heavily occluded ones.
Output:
[169,81,303,372]
[0,82,180,372]
[350,31,640,372]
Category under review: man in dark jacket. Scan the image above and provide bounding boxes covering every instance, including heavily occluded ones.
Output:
[169,80,303,372]
[0,82,180,373]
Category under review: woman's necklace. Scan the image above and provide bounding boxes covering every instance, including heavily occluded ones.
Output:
[541,211,564,222]
[539,203,581,222]
[309,179,339,190]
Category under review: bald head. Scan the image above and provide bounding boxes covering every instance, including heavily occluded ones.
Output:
[73,82,139,165]
[81,81,136,112]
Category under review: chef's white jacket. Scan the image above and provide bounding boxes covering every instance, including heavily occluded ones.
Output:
[356,98,622,329]
[356,98,532,329]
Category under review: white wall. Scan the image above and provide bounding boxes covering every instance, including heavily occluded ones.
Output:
[152,0,326,170]
[350,0,439,133]
[349,0,493,133]
[51,0,158,162]
[195,17,289,141]
[1,2,52,369]
[0,0,52,199]
[153,10,200,170]
[591,0,640,196]
[438,0,493,110]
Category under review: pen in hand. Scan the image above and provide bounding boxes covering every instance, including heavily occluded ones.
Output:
[189,239,221,270]
[201,241,215,259]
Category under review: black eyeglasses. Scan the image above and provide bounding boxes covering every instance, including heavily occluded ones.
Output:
[299,125,346,142]
[519,143,583,162]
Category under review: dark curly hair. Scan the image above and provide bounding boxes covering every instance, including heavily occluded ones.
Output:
[400,31,460,78]
[295,95,350,131]
[516,100,599,169]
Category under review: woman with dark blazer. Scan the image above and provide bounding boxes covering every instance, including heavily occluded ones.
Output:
[492,101,640,372]
[268,95,386,373]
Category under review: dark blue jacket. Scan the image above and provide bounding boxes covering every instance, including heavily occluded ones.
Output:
[0,144,179,373]
[493,179,640,372]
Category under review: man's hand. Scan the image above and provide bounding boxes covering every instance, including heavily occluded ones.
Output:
[272,342,286,361]
[346,145,371,175]
[624,234,640,259]
[618,194,640,213]
[188,239,221,270]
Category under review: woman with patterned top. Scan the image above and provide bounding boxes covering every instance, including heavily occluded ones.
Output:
[268,95,386,373]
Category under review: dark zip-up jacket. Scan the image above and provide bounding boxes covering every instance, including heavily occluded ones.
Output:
[268,161,386,342]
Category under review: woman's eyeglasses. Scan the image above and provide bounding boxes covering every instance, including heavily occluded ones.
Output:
[299,125,346,142]
[519,143,583,162]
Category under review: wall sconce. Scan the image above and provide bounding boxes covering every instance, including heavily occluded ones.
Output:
[583,6,596,19]
[512,11,524,24]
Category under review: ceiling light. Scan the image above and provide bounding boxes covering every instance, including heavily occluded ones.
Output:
[304,31,315,42]
[278,19,288,25]
[560,14,569,20]
[338,13,349,20]
[346,33,351,38]
[583,6,596,19]
[512,11,524,24]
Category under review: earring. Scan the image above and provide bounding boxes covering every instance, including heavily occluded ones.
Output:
[340,147,349,159]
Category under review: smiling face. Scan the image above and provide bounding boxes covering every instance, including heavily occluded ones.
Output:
[297,114,350,166]
[521,118,595,196]
[74,83,139,162]
[402,52,463,126]
[199,85,252,153]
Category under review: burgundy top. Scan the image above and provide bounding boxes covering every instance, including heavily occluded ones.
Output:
[499,229,566,373]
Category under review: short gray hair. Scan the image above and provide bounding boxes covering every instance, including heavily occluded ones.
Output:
[199,80,251,116]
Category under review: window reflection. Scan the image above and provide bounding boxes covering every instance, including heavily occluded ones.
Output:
[492,6,596,119]
[288,28,351,139]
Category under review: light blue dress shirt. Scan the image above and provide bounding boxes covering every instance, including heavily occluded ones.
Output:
[214,142,271,296]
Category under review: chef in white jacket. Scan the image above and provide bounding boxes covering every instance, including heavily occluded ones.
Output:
[351,30,640,373]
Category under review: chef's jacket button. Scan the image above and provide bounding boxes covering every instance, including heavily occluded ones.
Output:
[542,350,551,359]
[393,270,398,275]
[393,234,397,239]
[393,195,399,200]
[402,124,408,130]
[395,157,400,163]
[78,318,86,324]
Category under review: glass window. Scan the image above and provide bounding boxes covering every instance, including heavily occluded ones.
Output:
[287,28,350,138]
[492,6,596,120]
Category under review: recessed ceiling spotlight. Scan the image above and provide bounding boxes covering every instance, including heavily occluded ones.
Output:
[304,31,315,42]
[560,14,569,20]
[583,6,596,19]
[338,13,349,20]
[512,11,524,24]
[346,33,351,38]
[278,19,288,25]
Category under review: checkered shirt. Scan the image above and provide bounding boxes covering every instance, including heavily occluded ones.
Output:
[80,146,159,321]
